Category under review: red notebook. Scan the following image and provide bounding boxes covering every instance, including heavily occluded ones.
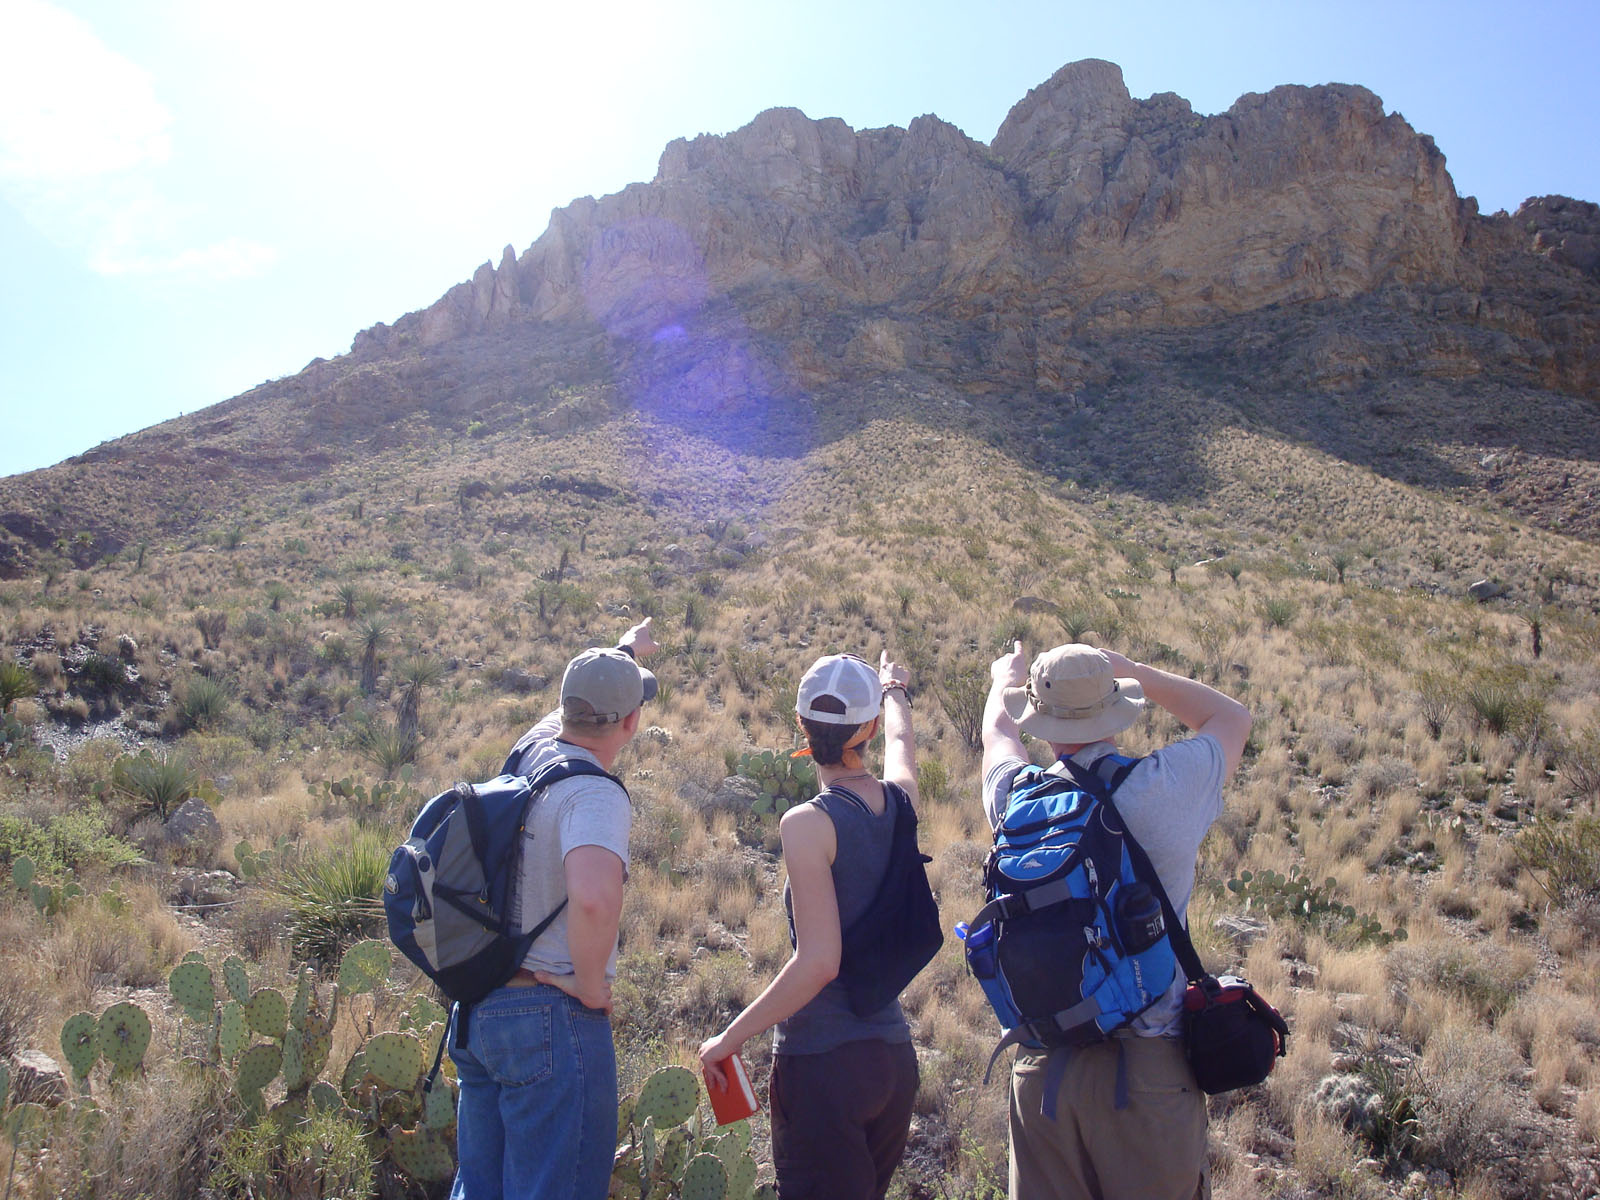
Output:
[703,1052,760,1125]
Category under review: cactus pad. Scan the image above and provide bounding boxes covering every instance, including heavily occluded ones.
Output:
[681,1152,727,1200]
[724,1150,757,1198]
[218,1001,247,1062]
[60,1011,99,1079]
[4,1102,49,1151]
[423,1078,457,1131]
[657,1126,690,1183]
[244,988,288,1039]
[10,853,34,892]
[402,995,448,1032]
[290,967,313,1031]
[364,1031,423,1090]
[341,1049,368,1097]
[0,1060,8,1105]
[281,1029,309,1091]
[338,939,391,995]
[94,1002,151,1075]
[634,1065,699,1128]
[236,1043,283,1094]
[222,956,250,1004]
[168,961,216,1024]
[389,1128,456,1183]
[309,1080,343,1113]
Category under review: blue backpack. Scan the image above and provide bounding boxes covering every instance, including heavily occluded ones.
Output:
[384,758,624,1007]
[959,754,1179,1086]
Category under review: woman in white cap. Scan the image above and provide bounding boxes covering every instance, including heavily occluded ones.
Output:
[699,650,922,1200]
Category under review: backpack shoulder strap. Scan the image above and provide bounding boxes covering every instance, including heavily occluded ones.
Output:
[1057,756,1211,985]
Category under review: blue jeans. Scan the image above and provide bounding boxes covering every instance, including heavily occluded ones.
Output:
[447,983,616,1200]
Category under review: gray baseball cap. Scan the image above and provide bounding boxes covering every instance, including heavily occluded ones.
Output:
[560,647,657,725]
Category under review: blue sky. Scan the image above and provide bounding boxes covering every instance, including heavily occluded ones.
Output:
[2,0,1596,477]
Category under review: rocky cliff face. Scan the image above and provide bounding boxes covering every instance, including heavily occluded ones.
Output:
[353,60,1499,383]
[3,59,1598,570]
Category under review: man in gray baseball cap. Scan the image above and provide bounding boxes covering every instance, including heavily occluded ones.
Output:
[451,618,658,1200]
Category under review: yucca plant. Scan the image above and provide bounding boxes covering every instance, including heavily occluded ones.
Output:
[351,715,420,778]
[273,832,390,961]
[394,655,445,739]
[105,749,205,821]
[357,620,391,694]
[0,661,31,712]
[178,674,231,731]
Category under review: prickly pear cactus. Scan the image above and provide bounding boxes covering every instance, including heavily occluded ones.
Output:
[235,1043,283,1097]
[281,1029,311,1092]
[338,938,391,995]
[388,1128,455,1183]
[723,1149,757,1197]
[222,955,251,1004]
[423,1078,457,1131]
[289,967,313,1030]
[10,853,34,892]
[60,1011,98,1081]
[168,960,216,1024]
[681,1152,727,1200]
[219,1001,247,1063]
[94,1002,151,1081]
[364,1031,423,1090]
[0,1059,8,1106]
[309,1080,343,1113]
[400,995,448,1033]
[634,1065,699,1127]
[244,987,288,1040]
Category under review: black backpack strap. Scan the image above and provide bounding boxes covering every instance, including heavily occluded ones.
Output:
[1056,757,1211,986]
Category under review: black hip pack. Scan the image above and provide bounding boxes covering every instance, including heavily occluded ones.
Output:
[1120,829,1290,1094]
[1181,973,1289,1094]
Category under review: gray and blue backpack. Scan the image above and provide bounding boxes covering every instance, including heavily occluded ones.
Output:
[384,758,623,1006]
[959,754,1179,1085]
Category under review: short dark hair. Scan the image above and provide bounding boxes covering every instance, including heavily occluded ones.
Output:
[799,693,864,767]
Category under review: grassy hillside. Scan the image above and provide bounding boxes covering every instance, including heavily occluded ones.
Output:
[2,383,1599,1199]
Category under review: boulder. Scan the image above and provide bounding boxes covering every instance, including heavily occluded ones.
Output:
[1468,579,1509,602]
[8,1049,69,1106]
[173,870,237,906]
[498,668,548,695]
[164,797,222,848]
[702,776,764,815]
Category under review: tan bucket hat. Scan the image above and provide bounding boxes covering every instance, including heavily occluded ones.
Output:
[1001,644,1145,744]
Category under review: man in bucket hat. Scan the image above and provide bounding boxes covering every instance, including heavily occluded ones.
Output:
[450,619,659,1200]
[981,641,1251,1200]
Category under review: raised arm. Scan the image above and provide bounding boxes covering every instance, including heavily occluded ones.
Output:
[982,641,1028,778]
[1100,649,1252,777]
[879,651,919,806]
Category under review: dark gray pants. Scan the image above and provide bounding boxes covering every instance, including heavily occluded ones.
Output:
[771,1039,919,1200]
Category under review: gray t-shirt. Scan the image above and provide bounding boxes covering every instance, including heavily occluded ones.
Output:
[983,734,1225,1036]
[504,712,632,980]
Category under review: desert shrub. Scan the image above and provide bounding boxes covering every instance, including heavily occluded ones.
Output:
[1413,1024,1521,1172]
[193,608,228,648]
[272,832,389,962]
[1556,719,1600,799]
[937,663,989,752]
[0,807,141,875]
[1513,812,1600,908]
[212,1106,375,1200]
[1414,670,1454,740]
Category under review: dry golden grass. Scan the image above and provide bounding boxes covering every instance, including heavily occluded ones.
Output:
[2,400,1599,1198]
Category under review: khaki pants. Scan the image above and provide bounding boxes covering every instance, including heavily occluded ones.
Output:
[1009,1037,1209,1200]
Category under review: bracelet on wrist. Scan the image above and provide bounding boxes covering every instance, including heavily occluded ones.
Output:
[882,681,911,704]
